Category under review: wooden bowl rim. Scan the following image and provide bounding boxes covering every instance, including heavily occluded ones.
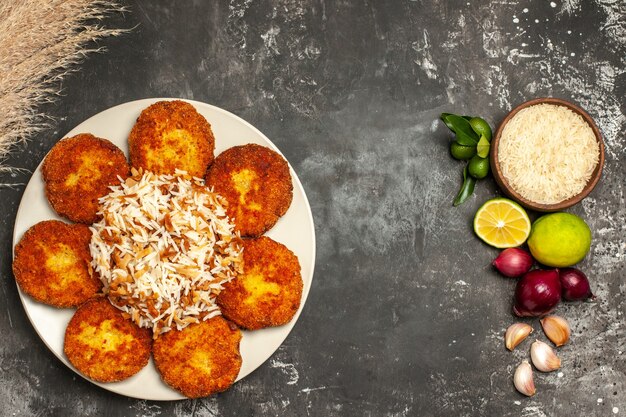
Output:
[490,97,605,212]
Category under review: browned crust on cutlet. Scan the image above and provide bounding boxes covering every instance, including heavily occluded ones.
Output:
[205,144,293,237]
[42,133,130,224]
[128,100,215,178]
[217,236,303,330]
[64,297,152,382]
[12,220,102,308]
[153,316,242,398]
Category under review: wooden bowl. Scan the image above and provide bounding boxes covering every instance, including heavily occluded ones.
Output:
[490,97,605,212]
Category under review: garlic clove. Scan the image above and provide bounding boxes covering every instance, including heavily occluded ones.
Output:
[530,340,561,372]
[540,315,571,347]
[505,323,533,351]
[514,360,536,397]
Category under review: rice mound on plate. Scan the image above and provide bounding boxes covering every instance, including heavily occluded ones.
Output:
[89,168,244,337]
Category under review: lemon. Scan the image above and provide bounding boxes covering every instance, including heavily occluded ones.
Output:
[474,198,531,248]
[527,212,591,267]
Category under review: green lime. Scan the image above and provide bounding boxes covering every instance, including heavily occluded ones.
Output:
[468,155,489,179]
[527,212,592,267]
[469,117,492,141]
[476,135,490,158]
[450,142,476,160]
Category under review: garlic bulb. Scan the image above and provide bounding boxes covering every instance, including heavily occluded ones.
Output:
[505,323,533,351]
[530,340,561,372]
[514,361,536,396]
[540,315,571,347]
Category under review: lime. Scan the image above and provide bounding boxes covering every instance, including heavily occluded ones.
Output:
[468,155,490,179]
[469,117,492,141]
[474,198,531,248]
[527,213,591,267]
[476,135,490,158]
[451,142,476,160]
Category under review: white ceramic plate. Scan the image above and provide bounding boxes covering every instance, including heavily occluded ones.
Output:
[12,98,316,400]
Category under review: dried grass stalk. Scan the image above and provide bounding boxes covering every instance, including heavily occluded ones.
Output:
[0,0,129,184]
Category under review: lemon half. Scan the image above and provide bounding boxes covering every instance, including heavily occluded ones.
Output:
[473,198,531,248]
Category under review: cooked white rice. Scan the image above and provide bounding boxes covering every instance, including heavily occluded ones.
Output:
[89,168,243,337]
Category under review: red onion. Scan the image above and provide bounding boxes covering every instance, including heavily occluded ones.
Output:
[513,269,561,317]
[559,268,593,301]
[492,248,533,278]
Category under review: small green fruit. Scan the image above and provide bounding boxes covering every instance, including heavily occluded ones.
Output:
[468,155,490,179]
[469,117,492,141]
[450,142,476,160]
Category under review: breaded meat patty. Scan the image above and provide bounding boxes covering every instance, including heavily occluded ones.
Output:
[12,220,101,308]
[153,316,242,398]
[205,144,293,237]
[42,133,129,224]
[129,100,215,177]
[217,236,302,330]
[64,298,151,382]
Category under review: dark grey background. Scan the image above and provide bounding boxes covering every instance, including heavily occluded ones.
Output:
[1,1,624,416]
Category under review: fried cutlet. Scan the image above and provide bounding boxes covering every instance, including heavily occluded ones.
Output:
[153,316,242,398]
[42,133,129,224]
[217,236,302,330]
[205,144,293,237]
[64,297,151,382]
[12,220,101,308]
[128,100,215,177]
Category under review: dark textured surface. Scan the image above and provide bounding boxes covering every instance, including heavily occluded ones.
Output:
[1,1,625,416]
